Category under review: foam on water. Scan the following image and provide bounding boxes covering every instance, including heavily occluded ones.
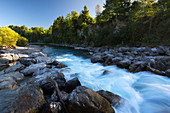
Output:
[43,46,170,113]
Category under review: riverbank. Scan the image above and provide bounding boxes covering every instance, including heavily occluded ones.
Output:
[30,43,170,77]
[0,45,121,113]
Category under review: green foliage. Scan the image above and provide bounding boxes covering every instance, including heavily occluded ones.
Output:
[0,27,20,46]
[9,1,170,46]
[17,36,28,46]
[0,27,28,46]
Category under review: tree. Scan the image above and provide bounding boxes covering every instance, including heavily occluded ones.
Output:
[95,4,102,16]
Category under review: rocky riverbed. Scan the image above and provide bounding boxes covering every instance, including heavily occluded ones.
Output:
[0,45,121,113]
[31,43,170,77]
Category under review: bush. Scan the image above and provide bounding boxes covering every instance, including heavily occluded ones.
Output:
[17,36,28,46]
[0,27,20,46]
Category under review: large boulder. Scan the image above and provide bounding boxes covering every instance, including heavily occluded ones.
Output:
[0,72,24,90]
[0,85,46,113]
[64,77,81,93]
[21,62,47,76]
[65,86,115,113]
[97,90,124,108]
[29,70,66,94]
[11,85,46,113]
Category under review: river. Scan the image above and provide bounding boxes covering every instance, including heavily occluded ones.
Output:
[42,45,170,113]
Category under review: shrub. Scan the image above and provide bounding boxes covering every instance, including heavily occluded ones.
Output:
[17,36,28,46]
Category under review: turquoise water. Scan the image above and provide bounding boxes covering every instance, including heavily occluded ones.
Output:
[43,46,170,113]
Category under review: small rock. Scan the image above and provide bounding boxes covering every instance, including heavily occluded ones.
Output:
[49,60,67,69]
[117,60,131,69]
[91,55,104,63]
[165,69,170,77]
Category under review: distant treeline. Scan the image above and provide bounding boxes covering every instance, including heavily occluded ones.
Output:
[9,0,170,46]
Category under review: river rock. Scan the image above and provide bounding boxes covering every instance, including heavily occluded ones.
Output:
[19,57,37,66]
[11,84,46,113]
[91,55,104,63]
[165,69,170,77]
[112,57,123,65]
[97,90,124,108]
[65,86,115,113]
[4,62,25,73]
[30,51,47,57]
[117,60,131,69]
[21,62,47,76]
[48,60,67,68]
[103,55,113,66]
[0,58,9,71]
[36,56,52,64]
[0,72,24,90]
[64,77,81,93]
[0,76,17,90]
[29,71,66,94]
[2,72,24,81]
[129,61,147,72]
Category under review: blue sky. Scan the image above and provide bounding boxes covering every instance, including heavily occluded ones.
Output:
[0,0,105,28]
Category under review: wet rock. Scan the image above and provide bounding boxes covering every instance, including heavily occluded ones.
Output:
[36,56,52,64]
[0,72,24,90]
[129,61,147,72]
[146,65,164,75]
[0,58,9,71]
[70,73,79,77]
[102,70,111,75]
[19,57,37,66]
[0,77,17,90]
[112,57,123,65]
[65,86,115,113]
[117,60,131,69]
[29,71,66,94]
[91,55,104,63]
[21,62,47,76]
[49,60,67,69]
[97,90,124,108]
[165,69,170,77]
[30,51,47,57]
[103,55,113,66]
[64,77,81,93]
[2,72,24,81]
[4,62,25,73]
[11,84,46,113]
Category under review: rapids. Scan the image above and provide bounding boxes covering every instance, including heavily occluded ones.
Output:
[43,45,170,113]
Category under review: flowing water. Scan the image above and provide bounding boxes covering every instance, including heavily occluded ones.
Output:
[43,45,170,113]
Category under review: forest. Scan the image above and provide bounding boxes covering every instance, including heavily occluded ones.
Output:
[9,0,170,47]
